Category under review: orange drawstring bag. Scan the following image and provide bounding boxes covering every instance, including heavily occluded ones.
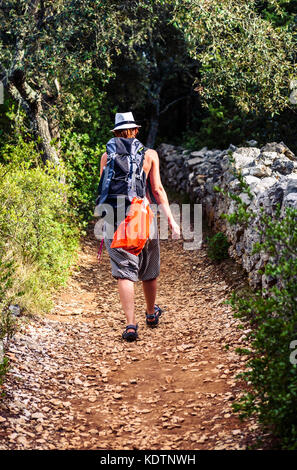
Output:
[110,197,154,255]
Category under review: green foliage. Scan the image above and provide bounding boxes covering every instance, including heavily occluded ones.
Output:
[183,104,247,150]
[206,232,230,261]
[0,253,22,337]
[0,1,118,89]
[0,356,9,391]
[103,0,197,147]
[61,94,115,220]
[229,206,297,449]
[2,0,296,156]
[62,132,101,221]
[218,156,297,448]
[182,103,297,155]
[0,144,79,313]
[0,246,22,389]
[173,0,296,114]
[256,0,297,26]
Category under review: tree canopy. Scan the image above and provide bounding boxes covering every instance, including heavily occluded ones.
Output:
[0,0,296,162]
[172,0,296,114]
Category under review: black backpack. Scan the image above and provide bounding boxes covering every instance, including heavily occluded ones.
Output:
[96,137,147,211]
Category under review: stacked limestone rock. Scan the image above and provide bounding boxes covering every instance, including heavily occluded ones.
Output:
[158,141,297,289]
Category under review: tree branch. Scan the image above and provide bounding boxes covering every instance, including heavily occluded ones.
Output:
[9,37,25,76]
[9,69,39,107]
[7,81,31,115]
[159,95,188,115]
[0,61,7,85]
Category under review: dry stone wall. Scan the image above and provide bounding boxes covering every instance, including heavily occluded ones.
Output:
[158,141,297,289]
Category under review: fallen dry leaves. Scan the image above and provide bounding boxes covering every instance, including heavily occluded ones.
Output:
[0,220,264,450]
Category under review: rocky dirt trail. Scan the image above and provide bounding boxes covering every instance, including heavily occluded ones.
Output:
[0,220,262,450]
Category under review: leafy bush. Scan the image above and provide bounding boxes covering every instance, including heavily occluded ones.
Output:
[216,153,297,447]
[0,248,22,389]
[62,131,104,222]
[0,151,79,313]
[0,357,9,393]
[61,93,115,221]
[206,232,230,261]
[215,158,297,448]
[183,104,248,150]
[229,206,297,449]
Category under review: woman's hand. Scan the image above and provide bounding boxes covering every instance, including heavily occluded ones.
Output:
[170,219,181,239]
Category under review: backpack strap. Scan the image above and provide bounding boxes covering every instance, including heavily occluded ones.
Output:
[99,153,116,205]
[96,139,117,207]
[127,139,146,200]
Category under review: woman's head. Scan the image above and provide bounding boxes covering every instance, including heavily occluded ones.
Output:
[111,112,141,137]
[113,127,139,138]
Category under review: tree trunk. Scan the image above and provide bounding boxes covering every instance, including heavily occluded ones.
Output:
[33,101,60,166]
[146,82,162,149]
[146,115,160,149]
[8,69,60,166]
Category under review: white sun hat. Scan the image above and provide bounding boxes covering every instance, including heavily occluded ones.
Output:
[111,112,141,131]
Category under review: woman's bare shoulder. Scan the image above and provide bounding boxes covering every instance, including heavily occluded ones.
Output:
[144,148,158,162]
[145,148,158,156]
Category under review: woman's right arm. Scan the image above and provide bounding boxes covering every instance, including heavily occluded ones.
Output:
[100,152,108,177]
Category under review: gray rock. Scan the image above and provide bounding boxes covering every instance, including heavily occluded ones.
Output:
[190,147,208,158]
[260,177,278,191]
[212,149,223,157]
[233,148,260,170]
[165,154,180,163]
[239,192,252,206]
[249,165,272,178]
[271,158,294,175]
[158,140,296,290]
[177,170,185,182]
[243,175,262,187]
[260,151,279,165]
[187,156,205,166]
[235,147,261,158]
[282,192,297,209]
[167,161,177,170]
[284,174,297,195]
[262,142,296,160]
[9,305,21,317]
[221,156,231,171]
[267,184,284,208]
[261,142,287,154]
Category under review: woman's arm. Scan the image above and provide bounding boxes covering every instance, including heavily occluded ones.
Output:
[100,152,107,177]
[148,149,180,237]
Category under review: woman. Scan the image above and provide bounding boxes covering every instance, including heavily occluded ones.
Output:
[100,112,180,341]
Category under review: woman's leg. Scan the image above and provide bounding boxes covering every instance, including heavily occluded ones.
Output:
[117,278,136,332]
[142,278,157,315]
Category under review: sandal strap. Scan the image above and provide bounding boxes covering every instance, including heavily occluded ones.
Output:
[146,305,162,317]
[125,324,138,332]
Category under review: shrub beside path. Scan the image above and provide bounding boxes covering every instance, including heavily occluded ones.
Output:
[0,221,263,450]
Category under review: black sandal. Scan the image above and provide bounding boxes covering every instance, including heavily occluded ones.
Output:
[122,324,138,342]
[145,305,163,327]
